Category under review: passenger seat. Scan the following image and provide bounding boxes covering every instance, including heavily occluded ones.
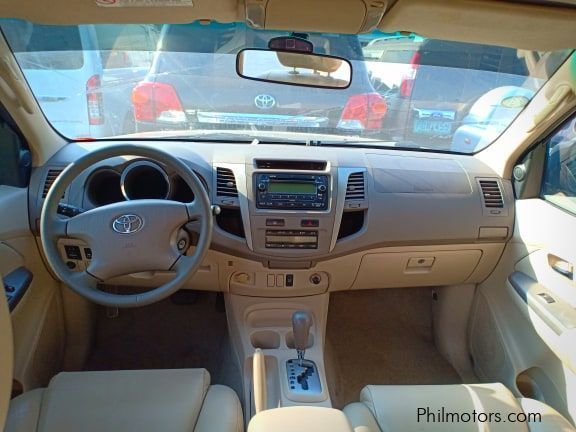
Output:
[343,383,575,432]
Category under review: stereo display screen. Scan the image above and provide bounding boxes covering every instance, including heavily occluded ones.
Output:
[267,182,317,194]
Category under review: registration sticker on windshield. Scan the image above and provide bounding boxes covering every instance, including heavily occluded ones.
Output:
[95,0,193,7]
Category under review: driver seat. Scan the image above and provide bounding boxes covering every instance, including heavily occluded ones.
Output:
[5,369,243,432]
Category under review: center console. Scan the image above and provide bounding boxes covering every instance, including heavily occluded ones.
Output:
[246,160,339,257]
[225,292,332,424]
[248,407,353,432]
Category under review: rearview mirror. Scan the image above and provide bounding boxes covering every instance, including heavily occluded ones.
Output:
[236,49,352,89]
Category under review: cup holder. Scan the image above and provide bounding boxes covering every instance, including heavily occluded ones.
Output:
[285,331,314,349]
[250,330,281,349]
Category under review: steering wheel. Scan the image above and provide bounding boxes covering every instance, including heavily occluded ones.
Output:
[40,144,213,308]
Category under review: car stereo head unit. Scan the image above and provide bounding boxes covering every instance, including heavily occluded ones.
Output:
[255,173,329,210]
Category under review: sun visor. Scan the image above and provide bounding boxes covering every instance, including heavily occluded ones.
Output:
[245,0,388,33]
[379,0,576,51]
[0,0,240,25]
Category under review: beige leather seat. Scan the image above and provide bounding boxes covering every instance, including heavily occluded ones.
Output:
[343,383,575,432]
[6,369,243,432]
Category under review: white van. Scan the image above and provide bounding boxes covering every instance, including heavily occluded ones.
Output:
[0,20,160,138]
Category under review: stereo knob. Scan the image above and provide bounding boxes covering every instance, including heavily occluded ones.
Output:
[318,184,327,192]
[258,183,267,191]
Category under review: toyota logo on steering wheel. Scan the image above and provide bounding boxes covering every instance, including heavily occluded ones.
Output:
[112,214,144,234]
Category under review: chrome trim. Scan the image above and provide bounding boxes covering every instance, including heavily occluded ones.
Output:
[120,160,171,201]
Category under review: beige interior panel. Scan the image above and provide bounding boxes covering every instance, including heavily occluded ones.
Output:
[257,0,377,33]
[478,54,576,178]
[352,248,486,290]
[380,0,576,50]
[0,36,66,167]
[0,0,240,25]
[95,243,504,296]
[248,407,353,432]
[432,284,478,382]
[8,238,64,391]
[0,0,575,51]
[0,281,13,430]
[472,199,576,423]
[0,187,64,391]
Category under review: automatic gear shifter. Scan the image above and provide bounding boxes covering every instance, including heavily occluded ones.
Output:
[287,310,321,396]
[292,310,312,366]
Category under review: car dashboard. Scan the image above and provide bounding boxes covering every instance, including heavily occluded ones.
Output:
[28,141,515,296]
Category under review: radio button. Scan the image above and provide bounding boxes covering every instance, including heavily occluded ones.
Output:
[266,219,285,227]
[301,219,319,228]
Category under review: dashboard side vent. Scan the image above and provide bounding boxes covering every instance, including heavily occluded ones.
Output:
[479,179,503,208]
[216,167,238,197]
[345,172,365,200]
[42,168,64,198]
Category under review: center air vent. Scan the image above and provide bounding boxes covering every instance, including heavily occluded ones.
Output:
[42,168,64,198]
[345,172,365,200]
[216,167,238,197]
[479,179,503,208]
[255,160,327,170]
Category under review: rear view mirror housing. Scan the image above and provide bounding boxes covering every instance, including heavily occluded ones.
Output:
[236,49,352,89]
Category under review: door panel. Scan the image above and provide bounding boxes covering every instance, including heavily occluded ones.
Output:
[0,185,64,391]
[0,275,13,430]
[471,116,576,424]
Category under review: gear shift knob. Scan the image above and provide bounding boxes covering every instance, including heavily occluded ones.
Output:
[292,310,312,365]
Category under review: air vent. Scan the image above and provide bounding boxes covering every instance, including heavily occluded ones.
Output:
[345,172,365,200]
[42,168,64,198]
[255,160,327,171]
[479,179,503,208]
[216,167,238,197]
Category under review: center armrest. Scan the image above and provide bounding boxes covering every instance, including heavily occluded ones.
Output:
[248,406,353,432]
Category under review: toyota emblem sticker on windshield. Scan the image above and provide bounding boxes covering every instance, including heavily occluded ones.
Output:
[112,214,144,234]
[254,94,276,110]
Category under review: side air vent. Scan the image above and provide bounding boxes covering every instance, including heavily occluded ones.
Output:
[216,167,238,197]
[479,179,503,208]
[42,168,64,198]
[345,172,365,200]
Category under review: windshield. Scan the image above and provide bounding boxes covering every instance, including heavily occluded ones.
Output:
[0,19,572,153]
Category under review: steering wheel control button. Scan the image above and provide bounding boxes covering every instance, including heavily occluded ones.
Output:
[266,218,285,227]
[286,274,294,287]
[64,245,82,260]
[66,261,77,270]
[112,214,144,234]
[267,274,275,287]
[83,248,93,260]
